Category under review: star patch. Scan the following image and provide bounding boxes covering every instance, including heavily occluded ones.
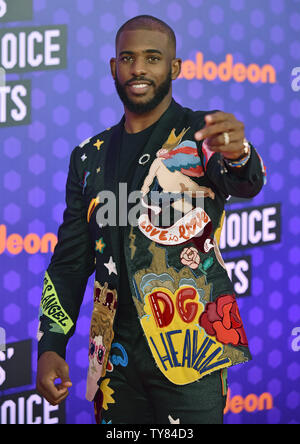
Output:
[93,139,104,151]
[81,153,87,161]
[104,256,117,275]
[95,237,106,253]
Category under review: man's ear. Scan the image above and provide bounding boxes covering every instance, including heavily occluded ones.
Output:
[171,58,182,80]
[110,57,116,80]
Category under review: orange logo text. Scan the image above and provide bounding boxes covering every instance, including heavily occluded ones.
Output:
[0,224,57,255]
[224,388,274,414]
[178,52,276,84]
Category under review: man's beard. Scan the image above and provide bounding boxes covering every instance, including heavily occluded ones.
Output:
[114,70,172,114]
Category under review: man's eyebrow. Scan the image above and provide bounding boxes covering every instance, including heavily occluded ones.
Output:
[119,49,163,56]
[143,49,163,55]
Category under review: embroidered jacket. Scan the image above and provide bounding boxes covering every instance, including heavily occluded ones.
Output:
[38,100,266,402]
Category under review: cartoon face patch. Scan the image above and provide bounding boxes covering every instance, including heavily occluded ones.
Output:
[86,281,118,402]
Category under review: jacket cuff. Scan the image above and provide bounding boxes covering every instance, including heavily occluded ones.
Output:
[37,329,69,360]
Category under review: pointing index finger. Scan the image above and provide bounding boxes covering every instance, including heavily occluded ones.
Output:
[205,111,233,124]
[194,121,233,141]
[194,112,235,141]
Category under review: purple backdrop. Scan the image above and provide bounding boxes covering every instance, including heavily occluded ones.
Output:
[0,0,299,424]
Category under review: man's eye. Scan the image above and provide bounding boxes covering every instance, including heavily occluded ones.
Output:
[121,56,133,62]
[148,56,160,62]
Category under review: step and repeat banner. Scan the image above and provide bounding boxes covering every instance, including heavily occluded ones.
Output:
[0,0,299,425]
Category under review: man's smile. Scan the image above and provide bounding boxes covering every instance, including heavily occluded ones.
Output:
[127,80,154,95]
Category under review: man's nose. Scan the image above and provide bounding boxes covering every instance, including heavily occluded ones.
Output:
[131,57,147,76]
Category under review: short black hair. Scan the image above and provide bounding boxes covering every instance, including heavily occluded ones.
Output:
[115,15,176,56]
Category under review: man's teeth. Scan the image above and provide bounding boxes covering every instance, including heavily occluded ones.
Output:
[132,84,148,88]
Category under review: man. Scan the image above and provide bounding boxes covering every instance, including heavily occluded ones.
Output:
[36,15,266,424]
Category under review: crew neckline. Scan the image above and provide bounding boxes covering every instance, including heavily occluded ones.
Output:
[123,119,158,137]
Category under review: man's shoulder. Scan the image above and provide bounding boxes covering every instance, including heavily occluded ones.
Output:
[77,125,116,150]
[70,123,120,159]
[66,123,121,174]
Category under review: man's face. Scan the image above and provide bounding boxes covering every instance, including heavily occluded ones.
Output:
[111,29,180,114]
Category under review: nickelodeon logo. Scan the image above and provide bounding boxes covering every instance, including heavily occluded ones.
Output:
[178,52,276,84]
[224,388,274,414]
[0,224,57,255]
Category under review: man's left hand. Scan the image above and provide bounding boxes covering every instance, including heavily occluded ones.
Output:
[194,111,246,160]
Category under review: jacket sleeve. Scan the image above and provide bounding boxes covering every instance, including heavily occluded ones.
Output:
[37,146,95,359]
[204,143,266,199]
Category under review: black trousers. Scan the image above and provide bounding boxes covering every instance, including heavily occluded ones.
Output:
[94,303,227,424]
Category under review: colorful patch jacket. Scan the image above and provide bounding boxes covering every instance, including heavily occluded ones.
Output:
[37,99,266,402]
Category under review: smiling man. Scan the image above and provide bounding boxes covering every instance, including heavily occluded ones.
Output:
[36,15,266,425]
[111,21,178,123]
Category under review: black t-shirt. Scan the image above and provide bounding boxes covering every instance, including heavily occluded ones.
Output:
[118,122,157,306]
[118,122,157,182]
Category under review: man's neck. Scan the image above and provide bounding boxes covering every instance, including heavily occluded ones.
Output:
[124,95,172,134]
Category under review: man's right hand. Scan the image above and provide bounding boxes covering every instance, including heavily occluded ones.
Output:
[36,351,72,406]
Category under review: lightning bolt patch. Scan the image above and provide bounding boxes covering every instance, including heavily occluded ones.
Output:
[129,225,137,259]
